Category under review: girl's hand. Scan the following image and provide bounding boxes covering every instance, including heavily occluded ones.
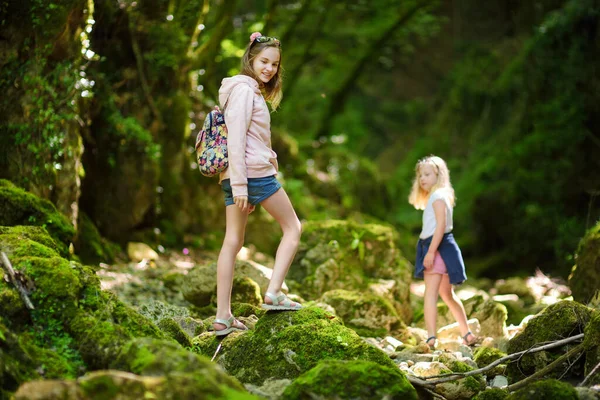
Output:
[234,195,249,211]
[423,252,435,269]
[248,204,255,214]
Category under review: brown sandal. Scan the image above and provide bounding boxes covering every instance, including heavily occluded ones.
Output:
[462,331,477,346]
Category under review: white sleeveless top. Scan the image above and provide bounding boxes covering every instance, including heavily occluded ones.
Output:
[420,188,453,239]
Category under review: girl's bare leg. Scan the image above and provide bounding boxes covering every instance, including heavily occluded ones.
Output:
[424,272,444,338]
[259,188,302,305]
[214,204,249,331]
[438,274,470,337]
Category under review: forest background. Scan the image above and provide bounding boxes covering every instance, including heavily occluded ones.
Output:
[1,0,599,281]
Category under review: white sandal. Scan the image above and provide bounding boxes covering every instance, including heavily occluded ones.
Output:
[213,316,247,337]
[261,292,302,311]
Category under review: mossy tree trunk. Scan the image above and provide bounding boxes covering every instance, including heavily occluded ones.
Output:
[0,0,90,229]
[80,0,234,244]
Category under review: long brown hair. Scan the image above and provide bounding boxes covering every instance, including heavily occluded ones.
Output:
[240,38,283,110]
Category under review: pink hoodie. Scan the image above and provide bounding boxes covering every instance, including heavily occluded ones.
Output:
[218,75,278,198]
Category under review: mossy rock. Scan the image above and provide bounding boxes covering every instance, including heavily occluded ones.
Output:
[473,388,509,400]
[569,222,600,304]
[436,294,507,338]
[111,337,247,396]
[232,276,262,307]
[506,300,593,382]
[182,261,275,307]
[582,310,600,385]
[0,180,75,253]
[74,212,122,265]
[14,369,260,400]
[282,359,417,399]
[136,300,190,325]
[319,289,406,337]
[232,303,266,319]
[158,317,193,347]
[494,278,536,305]
[473,346,507,377]
[192,307,397,385]
[507,379,578,400]
[435,354,486,400]
[0,225,65,258]
[290,220,413,323]
[0,321,41,394]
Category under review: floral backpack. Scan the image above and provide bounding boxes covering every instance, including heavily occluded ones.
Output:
[195,106,228,177]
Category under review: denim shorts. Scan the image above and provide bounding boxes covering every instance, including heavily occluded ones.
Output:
[221,175,281,206]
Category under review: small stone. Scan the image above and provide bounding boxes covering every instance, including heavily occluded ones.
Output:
[382,336,404,350]
[127,242,159,262]
[490,375,508,388]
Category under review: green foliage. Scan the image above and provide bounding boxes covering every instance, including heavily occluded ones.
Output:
[391,0,600,278]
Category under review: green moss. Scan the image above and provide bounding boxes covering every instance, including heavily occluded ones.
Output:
[506,300,593,382]
[18,333,81,379]
[282,360,417,400]
[291,220,413,323]
[508,379,578,400]
[569,221,600,304]
[195,307,397,386]
[137,300,190,325]
[231,276,262,307]
[439,354,475,374]
[473,346,507,377]
[0,283,26,323]
[15,256,82,304]
[75,212,122,264]
[0,226,63,257]
[0,321,41,393]
[582,310,600,385]
[158,318,192,348]
[113,337,244,394]
[231,303,266,318]
[320,289,405,337]
[473,388,509,400]
[77,369,261,400]
[0,180,75,252]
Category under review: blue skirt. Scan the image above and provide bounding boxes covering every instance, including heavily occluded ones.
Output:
[415,232,467,285]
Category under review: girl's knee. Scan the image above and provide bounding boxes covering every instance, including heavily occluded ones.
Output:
[284,218,302,239]
[223,235,244,252]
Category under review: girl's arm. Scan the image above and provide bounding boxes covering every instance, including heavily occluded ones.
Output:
[423,199,447,268]
[224,84,253,200]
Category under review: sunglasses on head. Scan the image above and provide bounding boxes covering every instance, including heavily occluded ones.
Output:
[253,36,281,46]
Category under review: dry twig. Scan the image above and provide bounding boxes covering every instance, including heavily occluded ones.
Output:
[408,333,584,387]
[0,252,34,310]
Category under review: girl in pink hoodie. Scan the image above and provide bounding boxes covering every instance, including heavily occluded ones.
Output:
[213,32,302,336]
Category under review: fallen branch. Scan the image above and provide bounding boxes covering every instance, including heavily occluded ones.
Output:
[0,252,35,310]
[579,360,600,387]
[507,343,585,392]
[410,333,584,386]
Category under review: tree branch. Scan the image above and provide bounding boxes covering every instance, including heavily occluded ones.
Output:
[314,0,434,139]
[127,13,161,120]
[507,343,585,392]
[186,0,210,58]
[409,333,585,387]
[262,0,279,35]
[1,252,35,310]
[284,0,330,98]
[580,360,600,387]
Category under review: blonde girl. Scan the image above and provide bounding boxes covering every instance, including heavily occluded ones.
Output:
[212,32,303,337]
[409,155,476,349]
